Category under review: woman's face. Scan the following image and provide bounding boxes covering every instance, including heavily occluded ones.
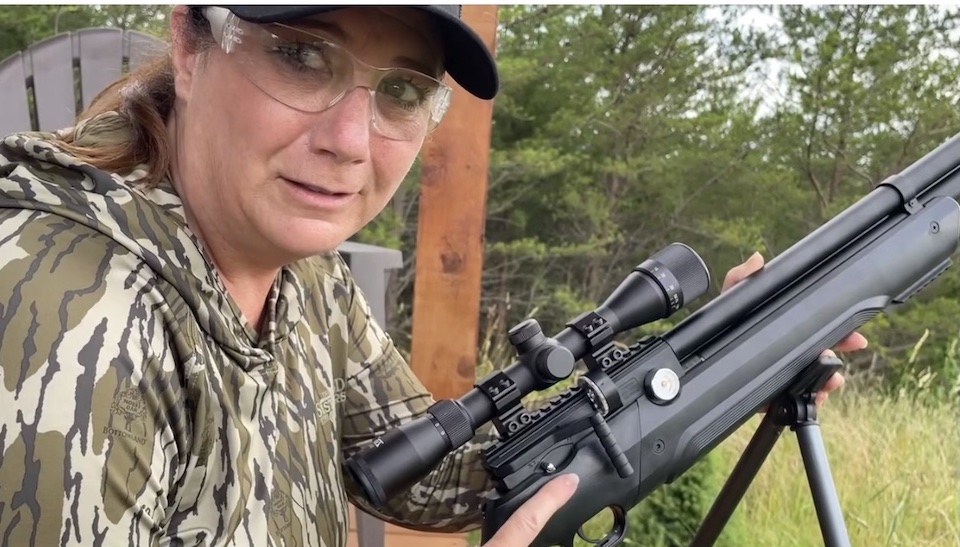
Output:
[170,6,443,270]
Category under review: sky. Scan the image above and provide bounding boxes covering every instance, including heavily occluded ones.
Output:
[707,5,960,120]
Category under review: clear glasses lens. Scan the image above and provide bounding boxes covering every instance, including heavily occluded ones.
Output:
[212,10,452,141]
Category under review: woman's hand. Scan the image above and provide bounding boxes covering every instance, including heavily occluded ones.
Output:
[721,252,869,407]
[481,474,580,547]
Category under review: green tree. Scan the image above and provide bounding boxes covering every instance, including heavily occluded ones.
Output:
[483,5,767,344]
[753,5,960,397]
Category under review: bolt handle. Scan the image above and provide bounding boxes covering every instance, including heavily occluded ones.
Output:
[588,411,634,478]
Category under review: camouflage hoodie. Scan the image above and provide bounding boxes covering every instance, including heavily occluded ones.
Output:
[0,112,496,547]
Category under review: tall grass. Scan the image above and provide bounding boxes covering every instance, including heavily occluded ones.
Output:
[707,387,959,547]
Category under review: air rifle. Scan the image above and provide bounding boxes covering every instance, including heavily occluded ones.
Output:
[346,131,960,547]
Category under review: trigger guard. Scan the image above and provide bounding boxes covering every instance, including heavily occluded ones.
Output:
[575,505,629,547]
[577,526,603,544]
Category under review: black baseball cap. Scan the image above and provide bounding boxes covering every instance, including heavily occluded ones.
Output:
[218,5,498,100]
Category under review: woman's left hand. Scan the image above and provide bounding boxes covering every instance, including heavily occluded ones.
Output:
[721,252,869,407]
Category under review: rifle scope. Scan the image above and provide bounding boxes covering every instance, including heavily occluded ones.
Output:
[346,242,711,508]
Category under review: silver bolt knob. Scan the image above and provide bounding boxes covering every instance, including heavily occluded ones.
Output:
[646,368,681,403]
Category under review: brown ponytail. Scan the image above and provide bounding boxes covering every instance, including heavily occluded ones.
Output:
[50,7,214,189]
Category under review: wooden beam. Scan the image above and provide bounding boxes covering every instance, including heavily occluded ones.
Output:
[410,4,499,401]
[348,508,469,547]
[377,8,498,547]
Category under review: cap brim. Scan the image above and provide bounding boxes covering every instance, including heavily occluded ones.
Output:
[220,5,498,100]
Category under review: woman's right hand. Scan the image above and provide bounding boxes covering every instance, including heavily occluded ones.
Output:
[481,474,580,547]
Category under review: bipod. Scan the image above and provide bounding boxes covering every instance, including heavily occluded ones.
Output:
[689,353,850,547]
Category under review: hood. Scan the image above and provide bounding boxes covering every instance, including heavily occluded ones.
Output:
[0,112,303,367]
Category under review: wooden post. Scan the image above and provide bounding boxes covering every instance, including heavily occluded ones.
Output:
[402,5,497,547]
[399,6,498,546]
[349,8,498,547]
[410,4,499,400]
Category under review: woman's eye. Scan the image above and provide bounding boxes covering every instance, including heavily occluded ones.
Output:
[380,77,427,104]
[276,42,330,73]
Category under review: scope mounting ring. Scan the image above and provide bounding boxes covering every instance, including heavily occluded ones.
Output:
[579,375,609,416]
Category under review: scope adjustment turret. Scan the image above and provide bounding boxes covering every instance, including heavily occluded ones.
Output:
[509,319,546,354]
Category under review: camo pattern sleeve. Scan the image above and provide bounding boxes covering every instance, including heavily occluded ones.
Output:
[0,207,183,547]
[321,254,500,533]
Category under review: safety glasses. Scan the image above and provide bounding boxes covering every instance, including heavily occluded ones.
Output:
[202,7,453,141]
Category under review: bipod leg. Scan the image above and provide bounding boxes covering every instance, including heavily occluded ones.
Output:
[688,353,848,547]
[688,409,786,546]
[790,370,851,546]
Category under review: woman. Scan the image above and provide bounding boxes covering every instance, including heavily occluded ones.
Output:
[0,5,863,546]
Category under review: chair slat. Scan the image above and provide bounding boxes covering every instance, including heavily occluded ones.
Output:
[126,30,167,71]
[0,52,33,136]
[77,28,124,111]
[30,33,78,132]
[1,27,167,136]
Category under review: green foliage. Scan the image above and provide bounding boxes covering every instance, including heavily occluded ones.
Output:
[622,455,725,547]
[355,204,406,250]
[478,3,960,409]
[525,386,959,547]
[470,6,960,543]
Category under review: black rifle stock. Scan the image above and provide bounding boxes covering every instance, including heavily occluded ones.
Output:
[345,132,960,547]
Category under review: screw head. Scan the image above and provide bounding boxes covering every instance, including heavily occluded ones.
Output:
[541,462,556,474]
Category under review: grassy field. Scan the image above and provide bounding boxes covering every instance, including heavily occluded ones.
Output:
[704,388,959,547]
[471,386,958,547]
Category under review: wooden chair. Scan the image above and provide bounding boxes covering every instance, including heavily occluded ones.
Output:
[0,25,398,547]
[0,27,165,135]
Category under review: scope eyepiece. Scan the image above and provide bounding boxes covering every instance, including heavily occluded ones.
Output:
[346,400,475,507]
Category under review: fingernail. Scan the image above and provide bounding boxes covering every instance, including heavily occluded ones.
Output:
[562,474,580,488]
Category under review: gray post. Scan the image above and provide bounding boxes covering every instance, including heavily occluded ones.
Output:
[336,240,403,547]
[338,241,403,326]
